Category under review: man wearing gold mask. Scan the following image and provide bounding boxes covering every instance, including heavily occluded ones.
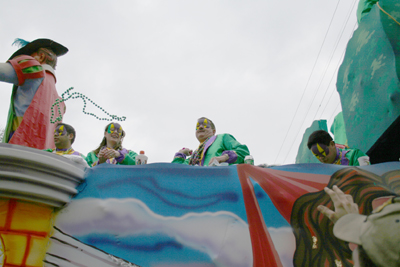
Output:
[172,117,250,166]
[44,123,84,157]
[307,130,370,166]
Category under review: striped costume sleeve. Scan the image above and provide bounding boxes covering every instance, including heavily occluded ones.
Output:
[7,55,44,85]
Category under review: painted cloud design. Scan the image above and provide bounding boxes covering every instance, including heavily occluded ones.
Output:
[56,198,252,267]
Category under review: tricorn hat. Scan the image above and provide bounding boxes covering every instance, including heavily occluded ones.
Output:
[9,38,68,60]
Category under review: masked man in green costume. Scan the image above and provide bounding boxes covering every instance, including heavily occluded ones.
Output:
[307,130,370,166]
[172,117,250,166]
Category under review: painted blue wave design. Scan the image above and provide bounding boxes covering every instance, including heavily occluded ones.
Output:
[98,176,239,209]
[86,236,183,252]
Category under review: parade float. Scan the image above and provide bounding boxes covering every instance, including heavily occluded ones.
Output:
[2,143,399,267]
[0,0,399,266]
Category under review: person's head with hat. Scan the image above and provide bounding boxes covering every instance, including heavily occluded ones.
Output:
[318,185,400,267]
[9,38,68,69]
[1,38,68,148]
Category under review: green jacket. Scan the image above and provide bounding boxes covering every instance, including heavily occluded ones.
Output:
[172,134,250,166]
[335,148,370,166]
[86,148,138,167]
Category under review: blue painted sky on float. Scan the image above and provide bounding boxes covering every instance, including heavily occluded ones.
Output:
[54,162,400,266]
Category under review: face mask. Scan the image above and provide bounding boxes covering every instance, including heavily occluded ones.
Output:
[107,123,123,136]
[54,125,67,136]
[196,118,212,130]
[311,143,330,159]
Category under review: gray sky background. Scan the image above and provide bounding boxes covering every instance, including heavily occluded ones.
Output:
[0,0,358,165]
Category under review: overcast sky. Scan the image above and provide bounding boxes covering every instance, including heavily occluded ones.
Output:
[0,0,358,165]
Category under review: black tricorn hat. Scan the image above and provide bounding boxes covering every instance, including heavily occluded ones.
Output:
[9,38,68,60]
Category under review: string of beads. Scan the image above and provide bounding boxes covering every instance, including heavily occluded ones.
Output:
[50,87,126,123]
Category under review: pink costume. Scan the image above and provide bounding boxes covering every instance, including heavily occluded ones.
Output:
[3,55,65,149]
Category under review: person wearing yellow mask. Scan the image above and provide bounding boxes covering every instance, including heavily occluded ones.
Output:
[44,123,84,158]
[172,117,250,166]
[86,122,138,167]
[307,130,370,166]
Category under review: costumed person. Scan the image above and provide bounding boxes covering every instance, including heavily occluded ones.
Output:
[172,117,250,166]
[44,123,85,157]
[307,130,370,166]
[86,122,138,167]
[0,38,68,149]
[44,123,88,168]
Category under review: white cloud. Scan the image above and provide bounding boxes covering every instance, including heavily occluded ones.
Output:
[56,198,252,267]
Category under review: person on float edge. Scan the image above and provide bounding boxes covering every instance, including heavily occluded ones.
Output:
[0,38,68,149]
[307,130,370,166]
[86,122,138,167]
[172,117,250,166]
[44,123,85,158]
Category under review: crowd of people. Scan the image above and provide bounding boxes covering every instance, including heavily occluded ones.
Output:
[0,37,371,169]
[41,118,250,168]
[39,118,371,169]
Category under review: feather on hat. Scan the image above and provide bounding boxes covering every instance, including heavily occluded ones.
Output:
[9,38,68,60]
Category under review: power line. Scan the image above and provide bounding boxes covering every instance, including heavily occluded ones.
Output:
[273,0,342,164]
[313,48,346,120]
[281,0,358,164]
[312,16,358,120]
[315,22,357,120]
[328,103,341,123]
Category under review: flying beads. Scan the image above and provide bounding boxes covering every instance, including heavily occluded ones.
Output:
[50,87,126,123]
